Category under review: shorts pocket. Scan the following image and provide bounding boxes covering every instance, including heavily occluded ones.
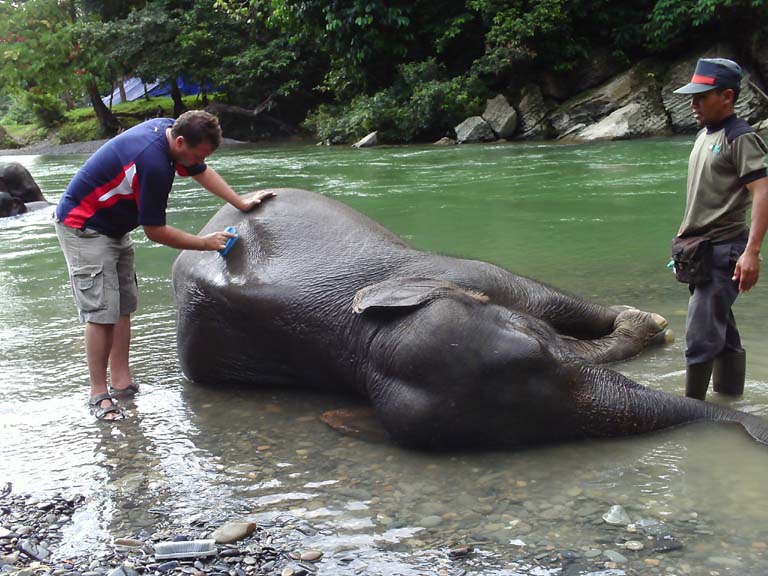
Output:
[71,264,106,312]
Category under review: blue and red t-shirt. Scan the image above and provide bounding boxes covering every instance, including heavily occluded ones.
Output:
[55,118,207,238]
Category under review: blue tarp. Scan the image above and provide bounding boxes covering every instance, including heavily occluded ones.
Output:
[102,77,214,106]
[101,78,159,106]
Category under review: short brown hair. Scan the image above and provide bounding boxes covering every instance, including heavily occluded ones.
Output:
[171,111,222,150]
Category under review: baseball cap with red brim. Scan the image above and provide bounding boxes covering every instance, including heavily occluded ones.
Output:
[673,58,743,94]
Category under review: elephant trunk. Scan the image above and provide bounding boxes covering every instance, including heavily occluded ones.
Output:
[573,365,768,445]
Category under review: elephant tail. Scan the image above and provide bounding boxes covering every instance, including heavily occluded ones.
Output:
[713,408,768,445]
[574,365,768,446]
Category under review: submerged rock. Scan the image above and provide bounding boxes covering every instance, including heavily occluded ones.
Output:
[602,505,631,526]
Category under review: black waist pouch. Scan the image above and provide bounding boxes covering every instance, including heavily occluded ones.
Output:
[671,236,712,285]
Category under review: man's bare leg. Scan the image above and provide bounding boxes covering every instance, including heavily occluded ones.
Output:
[85,321,120,420]
[109,314,133,391]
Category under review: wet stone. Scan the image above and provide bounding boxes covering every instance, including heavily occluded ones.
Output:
[219,549,241,558]
[584,549,602,558]
[17,540,50,561]
[107,566,140,576]
[652,534,683,553]
[635,518,666,536]
[299,550,322,562]
[708,556,744,568]
[157,561,180,573]
[211,523,256,545]
[602,506,631,526]
[603,550,627,564]
[448,546,473,558]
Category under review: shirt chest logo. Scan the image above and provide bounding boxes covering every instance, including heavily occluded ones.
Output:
[98,164,137,203]
[709,143,722,155]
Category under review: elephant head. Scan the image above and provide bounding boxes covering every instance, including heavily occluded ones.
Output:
[0,191,27,218]
[0,162,45,204]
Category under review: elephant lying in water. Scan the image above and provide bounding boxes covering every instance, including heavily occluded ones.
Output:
[172,188,768,450]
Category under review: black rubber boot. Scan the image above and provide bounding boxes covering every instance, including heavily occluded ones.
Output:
[685,361,713,400]
[712,349,746,396]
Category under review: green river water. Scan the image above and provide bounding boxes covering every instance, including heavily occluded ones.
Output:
[2,139,768,575]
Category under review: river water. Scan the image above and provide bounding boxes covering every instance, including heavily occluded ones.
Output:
[2,139,768,575]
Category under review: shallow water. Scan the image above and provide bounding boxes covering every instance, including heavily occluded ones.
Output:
[2,139,768,575]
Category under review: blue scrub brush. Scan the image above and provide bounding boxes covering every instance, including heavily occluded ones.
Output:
[219,226,238,257]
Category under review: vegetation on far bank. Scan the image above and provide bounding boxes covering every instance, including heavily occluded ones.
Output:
[0,94,226,148]
[1,0,767,147]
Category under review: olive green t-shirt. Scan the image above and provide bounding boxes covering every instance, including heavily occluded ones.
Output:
[678,115,768,242]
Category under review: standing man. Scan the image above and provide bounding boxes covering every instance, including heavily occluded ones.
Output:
[672,58,768,400]
[55,110,275,420]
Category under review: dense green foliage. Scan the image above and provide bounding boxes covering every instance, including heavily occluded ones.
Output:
[1,0,767,144]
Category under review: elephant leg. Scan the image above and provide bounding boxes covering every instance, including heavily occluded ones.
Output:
[554,308,672,364]
[440,259,622,339]
[429,257,664,341]
[491,272,664,342]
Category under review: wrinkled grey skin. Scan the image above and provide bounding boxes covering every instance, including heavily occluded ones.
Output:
[172,189,768,450]
[0,162,51,218]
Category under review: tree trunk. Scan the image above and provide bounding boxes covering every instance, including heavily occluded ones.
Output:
[171,79,187,118]
[87,79,120,137]
[201,83,208,107]
[118,78,127,103]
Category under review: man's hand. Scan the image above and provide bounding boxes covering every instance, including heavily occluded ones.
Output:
[238,190,277,212]
[733,249,760,292]
[201,229,236,251]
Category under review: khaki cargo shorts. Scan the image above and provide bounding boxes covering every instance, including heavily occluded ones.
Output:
[55,221,138,324]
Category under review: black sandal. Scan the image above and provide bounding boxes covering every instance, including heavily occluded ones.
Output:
[88,393,125,421]
[108,382,140,397]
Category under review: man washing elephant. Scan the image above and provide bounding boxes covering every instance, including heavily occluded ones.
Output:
[54,110,275,421]
[671,58,768,401]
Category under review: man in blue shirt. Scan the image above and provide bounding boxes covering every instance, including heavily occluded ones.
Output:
[55,110,275,420]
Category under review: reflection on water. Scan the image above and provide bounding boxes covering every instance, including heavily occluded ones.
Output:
[2,140,768,574]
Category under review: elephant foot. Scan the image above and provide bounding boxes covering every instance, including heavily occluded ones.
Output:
[614,308,673,346]
[320,407,390,444]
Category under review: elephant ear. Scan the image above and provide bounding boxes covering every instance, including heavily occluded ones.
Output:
[352,277,488,314]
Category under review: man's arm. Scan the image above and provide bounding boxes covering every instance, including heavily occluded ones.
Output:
[192,166,276,211]
[733,176,768,291]
[143,224,233,251]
